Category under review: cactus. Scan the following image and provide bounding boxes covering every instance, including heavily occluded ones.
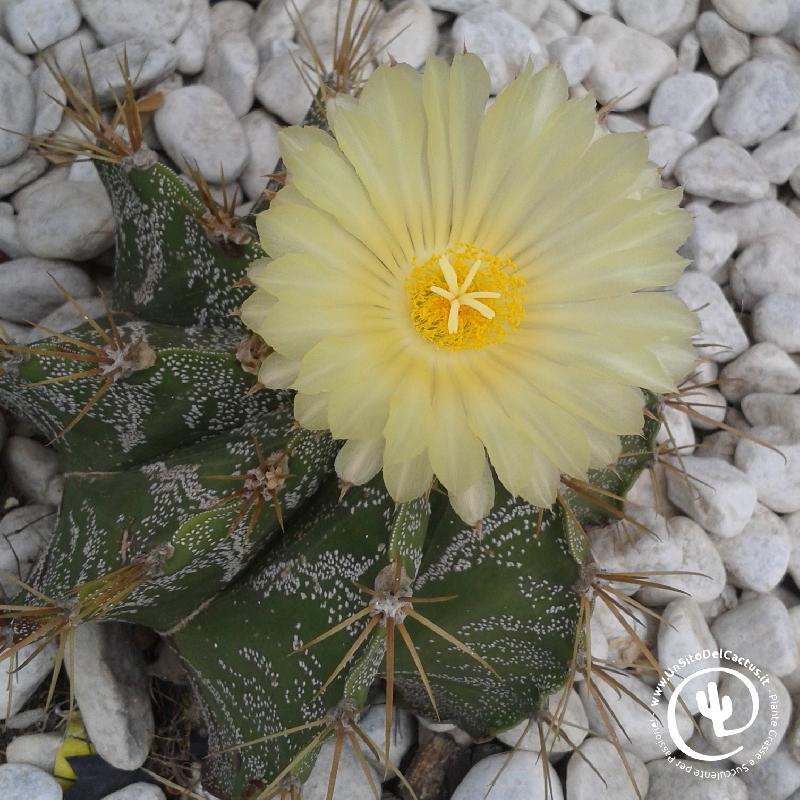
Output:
[0,9,700,800]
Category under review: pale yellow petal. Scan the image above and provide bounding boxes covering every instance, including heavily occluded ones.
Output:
[448,53,492,238]
[383,450,434,503]
[335,438,384,486]
[422,55,452,251]
[252,253,390,307]
[426,375,487,495]
[239,290,275,331]
[294,392,329,430]
[293,333,400,394]
[279,126,405,271]
[459,63,568,243]
[448,454,495,525]
[258,352,299,389]
[382,363,434,464]
[256,202,394,288]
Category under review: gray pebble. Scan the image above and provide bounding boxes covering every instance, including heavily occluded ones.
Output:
[676,137,770,202]
[66,622,155,770]
[239,109,279,202]
[677,30,701,72]
[0,153,46,199]
[451,8,547,95]
[76,0,192,45]
[373,0,438,69]
[0,67,34,167]
[713,58,800,146]
[720,343,800,402]
[649,72,719,133]
[255,46,315,125]
[0,35,33,75]
[0,764,60,800]
[736,424,800,513]
[713,502,791,591]
[580,15,677,110]
[566,737,648,800]
[679,203,737,274]
[25,295,105,344]
[201,31,258,117]
[5,0,81,53]
[742,392,800,429]
[753,129,800,183]
[0,256,93,322]
[174,0,210,75]
[618,0,685,36]
[72,38,178,104]
[711,0,790,35]
[0,504,56,596]
[17,180,114,261]
[731,236,800,310]
[154,85,249,181]
[697,11,751,76]
[2,436,62,506]
[102,783,167,800]
[674,271,749,362]
[753,293,800,351]
[548,35,594,86]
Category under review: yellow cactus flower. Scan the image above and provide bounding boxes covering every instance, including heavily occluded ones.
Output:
[243,55,697,524]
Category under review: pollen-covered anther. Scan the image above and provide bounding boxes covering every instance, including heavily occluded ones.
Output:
[406,243,525,351]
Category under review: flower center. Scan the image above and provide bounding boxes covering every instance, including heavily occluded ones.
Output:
[405,244,525,351]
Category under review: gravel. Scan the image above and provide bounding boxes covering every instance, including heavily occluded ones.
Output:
[0,2,799,799]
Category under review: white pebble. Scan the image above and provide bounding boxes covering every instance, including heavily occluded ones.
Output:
[201,31,258,117]
[666,455,757,537]
[154,85,249,181]
[678,203,737,274]
[720,343,800,403]
[209,0,253,39]
[697,11,751,76]
[646,126,696,179]
[239,110,279,202]
[712,593,798,675]
[566,738,648,800]
[675,137,770,203]
[618,0,685,36]
[648,759,747,800]
[581,671,692,761]
[496,688,587,755]
[66,622,155,770]
[717,199,800,248]
[0,642,56,720]
[673,272,749,363]
[174,0,210,75]
[736,424,800,513]
[754,129,800,183]
[76,0,192,45]
[677,30,701,72]
[6,733,62,773]
[580,15,677,110]
[649,72,719,133]
[0,764,60,800]
[753,293,800,352]
[0,504,56,595]
[711,0,790,35]
[548,35,594,87]
[5,0,81,53]
[451,8,547,95]
[0,67,33,167]
[255,46,315,125]
[731,236,800,310]
[17,180,114,261]
[657,597,719,713]
[713,58,800,146]
[2,436,63,506]
[713,502,791,592]
[452,750,563,800]
[742,392,800,429]
[373,0,437,69]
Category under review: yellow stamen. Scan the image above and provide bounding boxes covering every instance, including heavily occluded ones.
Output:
[406,244,525,351]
